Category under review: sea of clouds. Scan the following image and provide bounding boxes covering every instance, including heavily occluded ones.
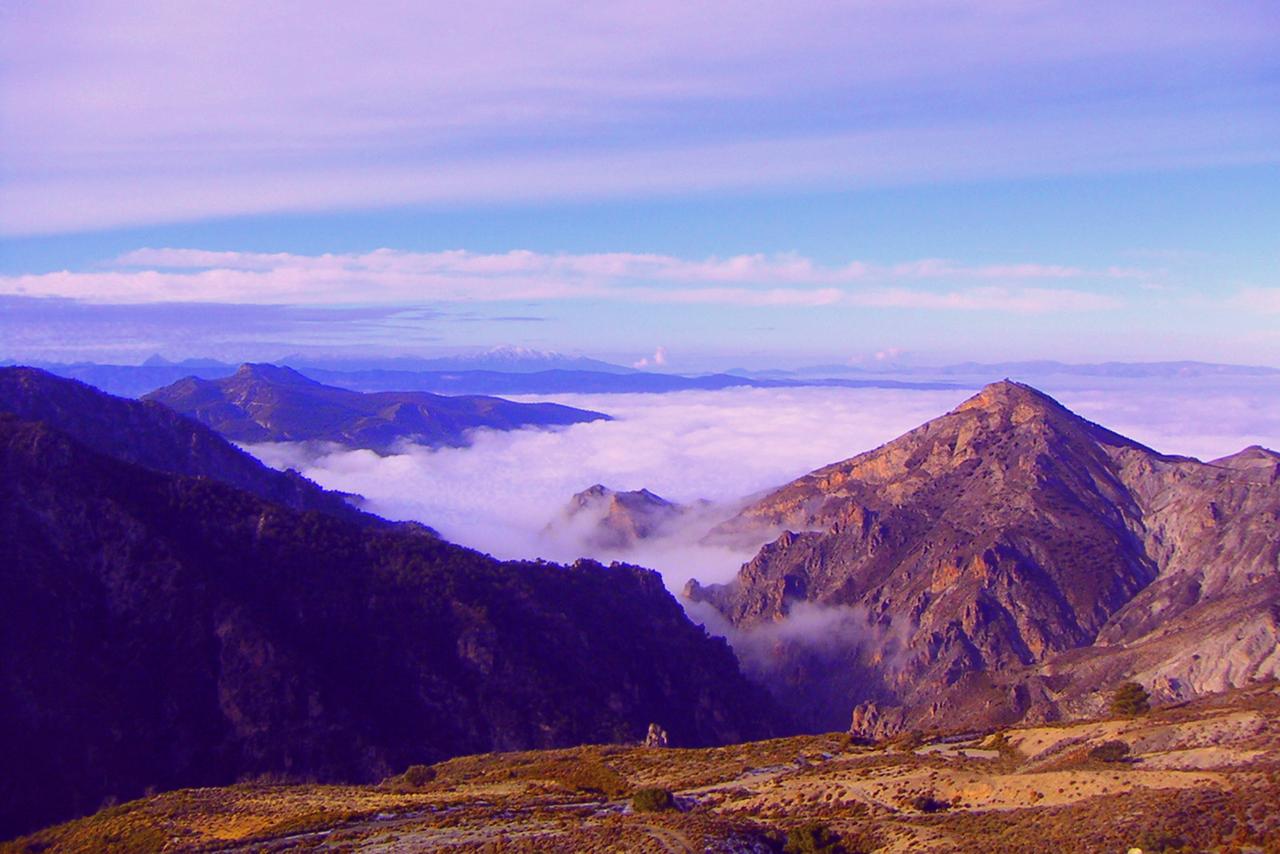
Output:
[248,379,1280,593]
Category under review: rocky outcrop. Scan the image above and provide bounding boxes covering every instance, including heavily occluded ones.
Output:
[687,381,1280,734]
[144,363,608,452]
[548,484,687,550]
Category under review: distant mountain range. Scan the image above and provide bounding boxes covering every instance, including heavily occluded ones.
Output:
[301,367,960,395]
[144,363,609,452]
[688,380,1280,734]
[732,359,1280,380]
[7,359,959,397]
[0,371,778,839]
[274,345,638,375]
[13,355,1276,402]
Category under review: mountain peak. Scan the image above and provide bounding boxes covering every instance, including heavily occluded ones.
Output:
[1212,444,1280,470]
[233,363,318,386]
[954,379,1063,416]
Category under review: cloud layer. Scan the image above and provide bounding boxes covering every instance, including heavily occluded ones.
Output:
[1,247,1135,311]
[247,381,1280,592]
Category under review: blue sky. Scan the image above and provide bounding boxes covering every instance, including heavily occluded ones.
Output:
[2,1,1278,369]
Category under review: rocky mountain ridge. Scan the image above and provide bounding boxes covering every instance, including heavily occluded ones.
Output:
[143,363,609,452]
[687,380,1280,734]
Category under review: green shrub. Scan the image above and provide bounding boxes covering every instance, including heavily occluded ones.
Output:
[784,822,847,854]
[401,765,437,787]
[631,787,674,812]
[889,729,923,751]
[842,733,876,750]
[1088,740,1131,763]
[910,793,951,813]
[1110,681,1150,717]
[382,763,437,791]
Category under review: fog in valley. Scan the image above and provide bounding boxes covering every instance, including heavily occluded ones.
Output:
[248,378,1280,593]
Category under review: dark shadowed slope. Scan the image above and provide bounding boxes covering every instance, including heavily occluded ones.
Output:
[688,380,1280,734]
[0,414,778,840]
[0,367,371,525]
[144,363,609,451]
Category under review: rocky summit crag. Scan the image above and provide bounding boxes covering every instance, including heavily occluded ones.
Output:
[687,380,1280,735]
[548,484,688,550]
[143,362,609,452]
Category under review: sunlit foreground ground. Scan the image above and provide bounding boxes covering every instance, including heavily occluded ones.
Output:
[9,682,1280,853]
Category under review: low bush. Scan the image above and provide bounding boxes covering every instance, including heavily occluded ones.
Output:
[630,787,674,812]
[889,730,923,751]
[382,763,437,791]
[910,793,951,813]
[1088,741,1131,763]
[1135,828,1190,853]
[1110,682,1151,717]
[783,822,847,853]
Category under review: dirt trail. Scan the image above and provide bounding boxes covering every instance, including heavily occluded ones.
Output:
[639,823,695,854]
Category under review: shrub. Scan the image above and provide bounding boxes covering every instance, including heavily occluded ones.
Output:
[401,765,437,787]
[631,787,674,812]
[842,733,876,750]
[1136,828,1189,853]
[382,763,437,791]
[910,793,951,813]
[784,822,847,854]
[1088,740,1131,763]
[889,729,923,751]
[1110,681,1150,717]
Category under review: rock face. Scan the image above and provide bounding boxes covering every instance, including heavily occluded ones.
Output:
[687,381,1280,734]
[549,484,686,549]
[143,363,609,452]
[644,723,670,747]
[0,412,777,840]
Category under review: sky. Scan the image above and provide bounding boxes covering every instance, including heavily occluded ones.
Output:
[2,1,1278,368]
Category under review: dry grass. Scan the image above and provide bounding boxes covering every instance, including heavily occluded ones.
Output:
[8,683,1280,853]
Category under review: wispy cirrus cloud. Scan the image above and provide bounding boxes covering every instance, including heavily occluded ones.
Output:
[0,247,1137,313]
[2,1,1276,234]
[1232,289,1280,313]
[848,286,1119,313]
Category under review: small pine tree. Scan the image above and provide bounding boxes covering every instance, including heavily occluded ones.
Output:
[1110,681,1151,717]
